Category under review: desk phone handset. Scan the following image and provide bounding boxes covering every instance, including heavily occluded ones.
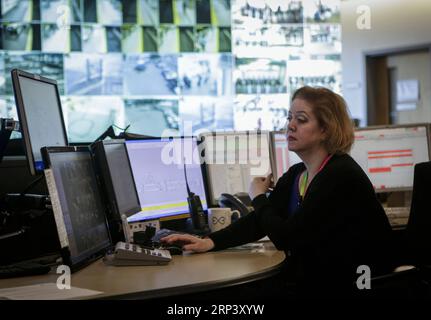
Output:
[218,193,252,219]
[103,242,172,266]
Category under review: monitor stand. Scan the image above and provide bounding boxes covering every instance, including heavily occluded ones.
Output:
[121,214,132,243]
[386,191,412,208]
[159,217,210,236]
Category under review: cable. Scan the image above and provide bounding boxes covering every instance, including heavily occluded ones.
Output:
[21,176,44,196]
[183,159,191,196]
[112,124,131,133]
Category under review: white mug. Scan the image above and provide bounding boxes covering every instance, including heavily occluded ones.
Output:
[208,208,240,233]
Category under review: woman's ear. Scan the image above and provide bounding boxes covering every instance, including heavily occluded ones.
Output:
[320,126,327,140]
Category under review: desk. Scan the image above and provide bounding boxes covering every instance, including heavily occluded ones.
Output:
[0,242,285,300]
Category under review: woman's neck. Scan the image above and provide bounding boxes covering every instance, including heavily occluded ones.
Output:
[299,147,330,180]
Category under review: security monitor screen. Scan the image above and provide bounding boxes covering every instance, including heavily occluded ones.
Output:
[350,125,430,192]
[16,74,67,173]
[48,150,110,264]
[201,131,272,205]
[125,137,208,222]
[104,143,141,217]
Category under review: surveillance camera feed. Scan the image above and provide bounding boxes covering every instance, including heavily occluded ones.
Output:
[0,0,341,142]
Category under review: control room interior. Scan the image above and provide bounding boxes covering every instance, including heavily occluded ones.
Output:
[0,0,431,301]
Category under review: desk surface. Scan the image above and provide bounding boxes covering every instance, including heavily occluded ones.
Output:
[0,243,285,300]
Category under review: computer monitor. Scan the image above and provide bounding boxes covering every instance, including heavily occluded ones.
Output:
[125,137,208,222]
[11,69,68,175]
[42,146,111,272]
[91,139,141,243]
[200,131,272,206]
[350,124,431,192]
[270,131,302,182]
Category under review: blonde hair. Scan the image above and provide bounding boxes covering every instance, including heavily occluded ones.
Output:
[292,86,354,154]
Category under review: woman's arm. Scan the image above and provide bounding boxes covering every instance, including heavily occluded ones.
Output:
[207,169,299,251]
[165,167,302,253]
[251,193,303,251]
[206,210,266,250]
[161,233,215,252]
[161,211,266,253]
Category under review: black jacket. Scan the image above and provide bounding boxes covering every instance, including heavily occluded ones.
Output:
[208,153,395,294]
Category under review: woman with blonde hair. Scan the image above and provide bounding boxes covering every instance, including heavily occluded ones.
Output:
[163,86,394,297]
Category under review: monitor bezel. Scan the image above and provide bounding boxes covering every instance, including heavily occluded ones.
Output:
[41,145,112,272]
[352,123,431,193]
[125,136,210,222]
[11,69,69,176]
[91,139,142,218]
[198,130,271,206]
[270,130,287,182]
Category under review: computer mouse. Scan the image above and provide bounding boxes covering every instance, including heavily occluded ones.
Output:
[165,245,183,255]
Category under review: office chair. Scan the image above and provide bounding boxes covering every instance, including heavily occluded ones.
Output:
[369,161,431,298]
[405,161,431,266]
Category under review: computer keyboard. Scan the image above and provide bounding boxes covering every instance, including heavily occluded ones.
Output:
[104,241,172,266]
[384,206,410,227]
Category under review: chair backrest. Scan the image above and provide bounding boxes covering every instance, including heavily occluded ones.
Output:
[406,161,431,266]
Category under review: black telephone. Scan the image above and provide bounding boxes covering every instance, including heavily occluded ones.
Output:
[218,192,252,219]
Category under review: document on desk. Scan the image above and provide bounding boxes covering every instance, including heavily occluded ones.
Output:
[227,237,270,252]
[0,283,102,300]
[258,236,270,242]
[229,243,265,251]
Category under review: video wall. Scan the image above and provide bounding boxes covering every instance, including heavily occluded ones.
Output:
[0,0,341,142]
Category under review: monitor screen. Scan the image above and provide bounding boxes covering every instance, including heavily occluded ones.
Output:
[201,131,272,205]
[12,69,68,175]
[125,137,208,222]
[42,147,111,270]
[102,141,141,217]
[270,131,302,182]
[350,124,431,192]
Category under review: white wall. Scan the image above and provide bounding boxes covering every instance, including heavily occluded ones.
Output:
[387,52,431,124]
[340,0,431,126]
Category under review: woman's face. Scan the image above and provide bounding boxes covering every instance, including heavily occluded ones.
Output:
[285,98,326,154]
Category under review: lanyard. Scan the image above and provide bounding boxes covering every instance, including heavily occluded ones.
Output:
[299,154,333,202]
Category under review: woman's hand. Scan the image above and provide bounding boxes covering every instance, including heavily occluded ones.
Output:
[161,234,215,253]
[249,173,274,200]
